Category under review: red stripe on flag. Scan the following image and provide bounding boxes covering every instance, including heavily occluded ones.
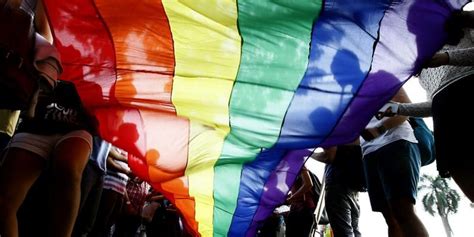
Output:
[43,0,118,107]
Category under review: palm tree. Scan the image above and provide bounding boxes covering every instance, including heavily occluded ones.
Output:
[418,174,460,237]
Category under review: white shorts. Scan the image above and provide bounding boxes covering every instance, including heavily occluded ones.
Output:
[7,130,92,160]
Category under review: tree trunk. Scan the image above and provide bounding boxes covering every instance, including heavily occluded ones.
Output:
[440,215,452,237]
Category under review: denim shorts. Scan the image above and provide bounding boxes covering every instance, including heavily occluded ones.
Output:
[363,139,420,212]
[6,130,92,160]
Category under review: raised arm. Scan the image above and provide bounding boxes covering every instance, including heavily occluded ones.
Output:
[107,148,131,175]
[109,147,128,163]
[310,147,337,164]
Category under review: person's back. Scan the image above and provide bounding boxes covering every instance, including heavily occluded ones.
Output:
[325,144,366,192]
[285,167,315,237]
[311,140,365,237]
[324,144,364,237]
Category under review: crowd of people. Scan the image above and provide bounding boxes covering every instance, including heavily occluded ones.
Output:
[1,0,473,236]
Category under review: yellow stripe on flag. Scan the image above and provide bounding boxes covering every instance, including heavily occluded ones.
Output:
[162,0,240,235]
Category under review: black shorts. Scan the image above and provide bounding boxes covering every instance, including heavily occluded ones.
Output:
[432,74,474,177]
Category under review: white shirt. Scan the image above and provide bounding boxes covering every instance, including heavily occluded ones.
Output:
[361,117,417,156]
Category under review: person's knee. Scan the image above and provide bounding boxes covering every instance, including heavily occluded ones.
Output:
[52,138,91,185]
[389,197,417,220]
[381,206,404,227]
[382,212,398,228]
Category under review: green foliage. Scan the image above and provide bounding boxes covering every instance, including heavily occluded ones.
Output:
[418,174,460,217]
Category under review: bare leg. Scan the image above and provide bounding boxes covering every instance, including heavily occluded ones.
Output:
[48,137,91,237]
[381,208,403,237]
[450,167,474,202]
[390,198,428,237]
[0,148,45,237]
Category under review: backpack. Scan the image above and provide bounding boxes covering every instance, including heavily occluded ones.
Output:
[408,117,435,166]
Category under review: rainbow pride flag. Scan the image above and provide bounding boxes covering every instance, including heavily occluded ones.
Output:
[43,0,469,236]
